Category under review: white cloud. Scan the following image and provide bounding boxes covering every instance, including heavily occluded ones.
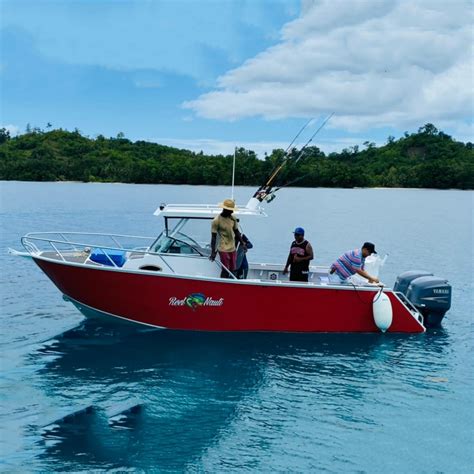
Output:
[184,0,474,131]
[1,124,20,136]
[435,120,474,143]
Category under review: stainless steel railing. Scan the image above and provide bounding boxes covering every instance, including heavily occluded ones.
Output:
[21,232,236,278]
[21,233,175,273]
[394,291,424,324]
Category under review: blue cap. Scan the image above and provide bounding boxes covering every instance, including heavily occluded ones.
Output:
[294,227,305,235]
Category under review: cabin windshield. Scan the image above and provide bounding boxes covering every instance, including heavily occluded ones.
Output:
[149,218,212,255]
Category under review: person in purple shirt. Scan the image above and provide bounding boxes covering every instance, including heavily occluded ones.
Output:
[329,242,380,284]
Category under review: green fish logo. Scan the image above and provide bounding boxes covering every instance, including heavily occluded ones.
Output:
[185,293,206,310]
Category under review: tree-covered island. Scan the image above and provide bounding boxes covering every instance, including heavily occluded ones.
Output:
[0,123,472,189]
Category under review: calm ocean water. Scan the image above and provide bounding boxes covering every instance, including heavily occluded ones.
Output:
[1,181,473,472]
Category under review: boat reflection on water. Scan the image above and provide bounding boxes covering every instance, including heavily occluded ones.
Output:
[34,320,451,471]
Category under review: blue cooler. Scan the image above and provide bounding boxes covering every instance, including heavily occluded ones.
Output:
[90,249,127,267]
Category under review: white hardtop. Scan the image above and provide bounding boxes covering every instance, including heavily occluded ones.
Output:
[153,198,267,219]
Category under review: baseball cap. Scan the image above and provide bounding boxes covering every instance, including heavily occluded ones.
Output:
[362,242,377,254]
[294,227,305,235]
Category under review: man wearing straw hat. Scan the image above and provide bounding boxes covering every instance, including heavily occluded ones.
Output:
[210,199,246,278]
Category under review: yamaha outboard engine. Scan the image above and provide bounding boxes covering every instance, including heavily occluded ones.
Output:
[394,271,452,326]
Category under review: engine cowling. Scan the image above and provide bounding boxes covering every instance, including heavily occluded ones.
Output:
[406,276,452,326]
[394,270,433,294]
[394,271,452,327]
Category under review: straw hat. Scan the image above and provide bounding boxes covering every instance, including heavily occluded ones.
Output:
[219,199,237,211]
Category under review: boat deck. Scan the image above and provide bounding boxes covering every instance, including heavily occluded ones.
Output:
[23,232,374,289]
[36,250,354,288]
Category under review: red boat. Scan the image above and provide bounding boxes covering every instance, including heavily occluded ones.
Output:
[14,196,452,334]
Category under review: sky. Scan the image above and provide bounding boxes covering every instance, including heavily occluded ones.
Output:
[1,0,473,156]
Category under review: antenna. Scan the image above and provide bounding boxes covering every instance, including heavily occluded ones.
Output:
[231,147,236,200]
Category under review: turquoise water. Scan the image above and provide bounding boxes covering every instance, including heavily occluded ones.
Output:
[1,182,473,472]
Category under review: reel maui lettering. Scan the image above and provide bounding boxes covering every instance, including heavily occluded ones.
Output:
[203,297,224,306]
[168,297,186,306]
[169,294,224,309]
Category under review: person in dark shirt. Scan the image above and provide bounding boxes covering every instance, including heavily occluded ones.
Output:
[283,227,314,282]
[235,233,253,279]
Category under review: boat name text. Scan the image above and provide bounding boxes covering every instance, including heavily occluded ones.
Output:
[169,294,224,309]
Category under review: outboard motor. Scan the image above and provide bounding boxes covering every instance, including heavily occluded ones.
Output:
[406,277,452,326]
[394,271,452,327]
[394,270,433,294]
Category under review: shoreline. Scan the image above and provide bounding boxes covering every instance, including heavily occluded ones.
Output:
[0,180,472,191]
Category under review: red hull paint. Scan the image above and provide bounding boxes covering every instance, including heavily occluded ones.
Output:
[34,258,425,333]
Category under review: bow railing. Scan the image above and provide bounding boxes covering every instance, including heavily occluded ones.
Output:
[20,232,236,278]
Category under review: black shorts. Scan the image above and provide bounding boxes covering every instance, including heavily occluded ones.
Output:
[290,271,308,282]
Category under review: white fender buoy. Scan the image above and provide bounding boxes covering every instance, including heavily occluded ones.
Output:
[372,291,393,333]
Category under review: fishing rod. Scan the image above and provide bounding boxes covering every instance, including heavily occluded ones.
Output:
[272,174,307,194]
[254,118,314,197]
[252,113,334,203]
[267,112,335,197]
[290,112,334,166]
[282,117,314,159]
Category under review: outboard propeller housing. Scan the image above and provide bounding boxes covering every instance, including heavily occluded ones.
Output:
[394,271,452,326]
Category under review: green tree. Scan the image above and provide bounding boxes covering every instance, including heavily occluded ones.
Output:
[0,128,11,144]
[0,125,471,189]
